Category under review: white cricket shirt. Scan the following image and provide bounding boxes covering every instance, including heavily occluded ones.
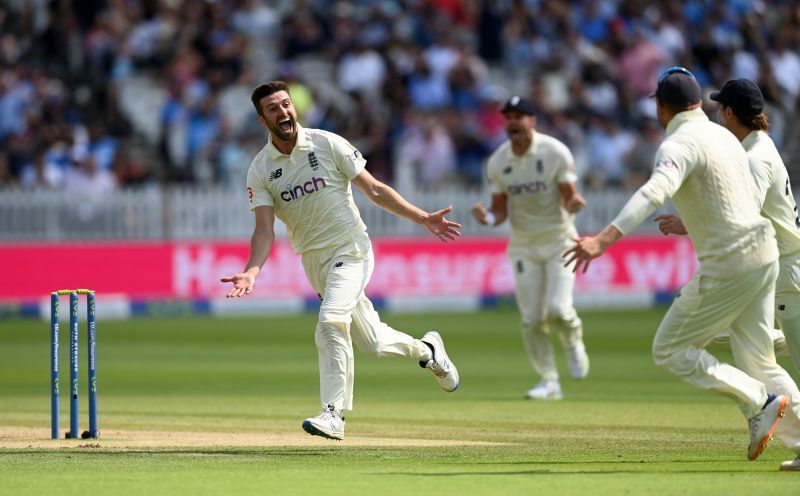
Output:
[743,130,800,259]
[246,125,368,254]
[486,132,579,246]
[611,108,777,277]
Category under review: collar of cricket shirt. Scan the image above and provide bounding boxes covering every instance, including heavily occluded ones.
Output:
[741,129,765,152]
[267,124,311,159]
[665,107,708,136]
[507,130,538,160]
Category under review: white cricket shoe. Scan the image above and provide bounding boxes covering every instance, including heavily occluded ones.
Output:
[565,341,590,379]
[420,331,459,392]
[747,394,788,460]
[525,379,563,400]
[780,455,800,471]
[302,405,345,440]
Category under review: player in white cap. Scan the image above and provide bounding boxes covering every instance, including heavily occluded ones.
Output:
[564,67,799,463]
[222,81,460,441]
[472,95,589,400]
[656,77,800,470]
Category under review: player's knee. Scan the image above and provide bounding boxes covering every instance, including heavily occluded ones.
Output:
[651,339,669,367]
[546,308,579,328]
[651,342,693,376]
[315,321,348,349]
[522,319,547,334]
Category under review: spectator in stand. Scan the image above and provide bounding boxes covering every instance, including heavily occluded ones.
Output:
[0,0,798,191]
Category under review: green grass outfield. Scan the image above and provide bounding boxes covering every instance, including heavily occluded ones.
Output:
[1,307,799,495]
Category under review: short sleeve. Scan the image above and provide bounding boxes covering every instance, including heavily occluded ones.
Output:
[554,142,578,184]
[246,165,273,211]
[747,154,772,211]
[329,134,367,180]
[486,154,503,194]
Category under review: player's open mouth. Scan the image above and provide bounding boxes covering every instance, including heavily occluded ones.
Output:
[278,118,293,133]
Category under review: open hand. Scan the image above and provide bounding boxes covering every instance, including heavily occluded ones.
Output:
[563,236,604,273]
[424,205,462,242]
[220,272,256,298]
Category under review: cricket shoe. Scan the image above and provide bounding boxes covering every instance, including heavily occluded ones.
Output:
[747,394,789,460]
[525,379,563,400]
[420,331,459,392]
[302,405,345,441]
[780,455,800,471]
[565,341,590,380]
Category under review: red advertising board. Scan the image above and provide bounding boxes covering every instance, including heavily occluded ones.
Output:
[0,236,697,301]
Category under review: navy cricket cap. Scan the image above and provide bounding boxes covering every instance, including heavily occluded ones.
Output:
[650,66,702,106]
[501,96,535,115]
[710,79,764,117]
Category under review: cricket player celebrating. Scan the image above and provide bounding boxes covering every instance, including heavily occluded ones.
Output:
[472,96,589,400]
[221,81,460,441]
[564,67,800,464]
[657,78,800,470]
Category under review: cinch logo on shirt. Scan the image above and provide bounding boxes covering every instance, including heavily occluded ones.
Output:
[507,181,547,195]
[280,177,328,202]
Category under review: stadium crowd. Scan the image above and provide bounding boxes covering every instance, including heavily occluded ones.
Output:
[0,0,799,194]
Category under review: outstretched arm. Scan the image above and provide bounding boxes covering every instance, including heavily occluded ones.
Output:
[352,168,461,242]
[220,205,276,297]
[563,225,624,273]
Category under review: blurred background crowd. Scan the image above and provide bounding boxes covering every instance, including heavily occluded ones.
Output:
[0,0,799,196]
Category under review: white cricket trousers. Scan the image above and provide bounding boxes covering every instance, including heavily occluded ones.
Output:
[509,239,583,383]
[653,261,800,452]
[301,236,428,411]
[776,253,800,376]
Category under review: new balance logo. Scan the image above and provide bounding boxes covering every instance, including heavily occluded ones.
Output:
[269,169,282,181]
[536,160,543,173]
[503,166,512,174]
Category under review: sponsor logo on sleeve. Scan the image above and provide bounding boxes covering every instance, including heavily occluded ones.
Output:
[247,186,253,204]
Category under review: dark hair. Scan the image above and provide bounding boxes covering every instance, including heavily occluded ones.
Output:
[251,81,290,117]
[738,110,770,132]
[659,100,701,115]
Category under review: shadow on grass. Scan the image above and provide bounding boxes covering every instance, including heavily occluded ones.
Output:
[377,469,754,476]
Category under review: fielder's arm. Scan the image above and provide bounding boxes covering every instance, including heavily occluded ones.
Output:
[352,168,461,242]
[558,183,586,214]
[471,193,508,226]
[563,225,624,274]
[220,205,276,297]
